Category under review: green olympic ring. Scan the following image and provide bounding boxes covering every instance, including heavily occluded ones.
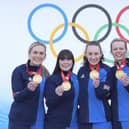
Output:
[94,22,129,64]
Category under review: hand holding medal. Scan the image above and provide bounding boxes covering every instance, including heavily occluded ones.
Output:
[26,63,42,84]
[119,74,129,86]
[55,85,64,96]
[93,78,100,88]
[27,81,39,91]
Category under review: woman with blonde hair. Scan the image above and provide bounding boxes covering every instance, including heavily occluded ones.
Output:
[9,42,49,129]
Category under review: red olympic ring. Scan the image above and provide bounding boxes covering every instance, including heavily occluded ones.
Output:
[116,5,129,43]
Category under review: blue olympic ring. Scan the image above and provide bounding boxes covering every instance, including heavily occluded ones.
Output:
[27,3,68,44]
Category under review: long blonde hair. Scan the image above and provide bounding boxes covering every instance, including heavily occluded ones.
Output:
[28,42,49,77]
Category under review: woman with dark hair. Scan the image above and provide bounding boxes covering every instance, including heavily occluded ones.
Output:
[44,49,79,129]
[9,42,49,129]
[77,42,112,129]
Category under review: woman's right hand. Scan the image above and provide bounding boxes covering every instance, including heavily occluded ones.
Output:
[55,85,64,96]
[27,81,39,91]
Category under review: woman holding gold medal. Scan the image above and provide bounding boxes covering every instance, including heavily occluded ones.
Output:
[110,38,129,129]
[44,49,79,129]
[8,42,49,129]
[77,43,112,129]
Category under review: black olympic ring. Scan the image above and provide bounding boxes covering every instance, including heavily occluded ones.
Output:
[72,4,112,43]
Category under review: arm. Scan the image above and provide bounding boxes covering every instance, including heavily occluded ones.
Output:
[124,85,129,92]
[44,77,62,108]
[11,67,37,102]
[119,75,129,93]
[44,76,73,108]
[95,82,110,99]
[95,68,111,100]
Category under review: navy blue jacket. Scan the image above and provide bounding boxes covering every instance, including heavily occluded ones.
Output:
[111,58,129,122]
[9,64,41,126]
[77,63,111,124]
[44,72,79,129]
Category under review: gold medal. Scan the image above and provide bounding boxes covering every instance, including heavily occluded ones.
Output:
[90,70,99,79]
[33,74,42,83]
[115,70,125,79]
[62,81,71,91]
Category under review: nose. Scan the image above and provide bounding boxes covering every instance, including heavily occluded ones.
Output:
[116,49,121,53]
[91,55,96,59]
[36,52,42,57]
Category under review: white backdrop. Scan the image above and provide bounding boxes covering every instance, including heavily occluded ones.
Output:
[0,0,129,128]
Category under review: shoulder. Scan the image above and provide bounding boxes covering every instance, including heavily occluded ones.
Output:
[12,64,26,75]
[71,72,77,80]
[71,72,76,77]
[45,74,62,90]
[101,63,111,72]
[45,73,61,83]
[77,66,88,76]
[41,65,50,78]
[78,66,86,73]
[111,65,116,71]
[126,58,129,66]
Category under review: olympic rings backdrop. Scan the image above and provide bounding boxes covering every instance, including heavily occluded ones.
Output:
[0,0,129,128]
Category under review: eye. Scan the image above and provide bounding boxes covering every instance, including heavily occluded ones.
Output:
[33,51,38,54]
[119,47,124,50]
[113,48,117,51]
[88,52,92,56]
[40,52,45,55]
[94,52,99,55]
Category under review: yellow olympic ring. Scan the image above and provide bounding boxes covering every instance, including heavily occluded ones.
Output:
[49,22,90,62]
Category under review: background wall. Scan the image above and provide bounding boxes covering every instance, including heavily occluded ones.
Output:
[0,0,129,128]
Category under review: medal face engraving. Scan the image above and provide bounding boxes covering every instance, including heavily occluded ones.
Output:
[33,74,42,83]
[62,81,71,91]
[90,70,99,79]
[115,70,125,79]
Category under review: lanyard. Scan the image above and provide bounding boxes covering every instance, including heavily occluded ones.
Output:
[26,63,42,76]
[116,59,126,70]
[89,63,100,72]
[61,70,71,82]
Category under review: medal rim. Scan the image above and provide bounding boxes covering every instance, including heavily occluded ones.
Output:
[115,70,125,78]
[62,81,71,91]
[90,70,99,79]
[33,74,42,83]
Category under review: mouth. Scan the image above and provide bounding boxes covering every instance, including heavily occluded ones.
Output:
[90,59,98,64]
[34,58,42,62]
[115,53,123,58]
[62,64,70,68]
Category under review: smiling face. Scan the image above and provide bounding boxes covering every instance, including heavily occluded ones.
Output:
[111,41,127,63]
[59,59,73,71]
[86,45,102,66]
[29,45,46,66]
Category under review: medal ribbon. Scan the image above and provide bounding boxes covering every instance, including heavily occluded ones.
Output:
[61,70,71,82]
[26,63,42,76]
[89,63,100,72]
[116,59,127,70]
